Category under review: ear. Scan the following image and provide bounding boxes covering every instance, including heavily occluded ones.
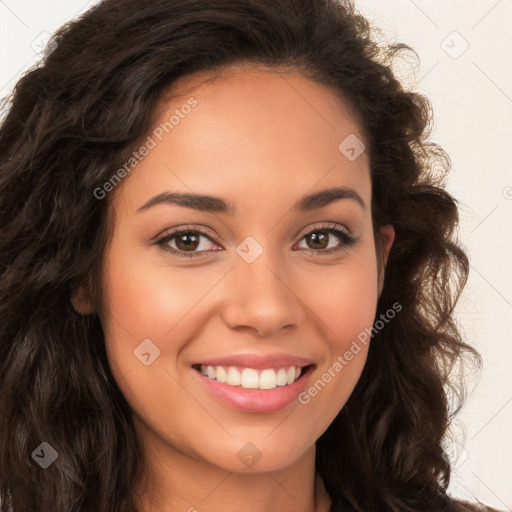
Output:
[70,281,95,315]
[377,224,395,298]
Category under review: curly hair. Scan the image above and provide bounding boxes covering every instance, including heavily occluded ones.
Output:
[0,1,484,511]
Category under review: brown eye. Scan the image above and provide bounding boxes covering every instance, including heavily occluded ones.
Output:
[174,232,201,251]
[304,230,330,250]
[295,224,357,255]
[156,228,221,258]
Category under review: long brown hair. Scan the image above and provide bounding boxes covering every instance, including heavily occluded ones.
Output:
[0,1,481,511]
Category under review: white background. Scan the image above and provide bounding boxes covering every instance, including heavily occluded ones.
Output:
[1,1,511,509]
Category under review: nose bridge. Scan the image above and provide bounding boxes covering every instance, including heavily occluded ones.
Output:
[220,237,304,335]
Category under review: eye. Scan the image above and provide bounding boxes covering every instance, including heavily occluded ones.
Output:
[294,223,357,255]
[154,222,357,259]
[155,226,221,259]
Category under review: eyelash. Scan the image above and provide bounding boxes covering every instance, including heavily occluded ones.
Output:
[154,223,357,259]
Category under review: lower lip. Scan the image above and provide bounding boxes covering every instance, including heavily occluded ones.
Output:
[192,365,315,413]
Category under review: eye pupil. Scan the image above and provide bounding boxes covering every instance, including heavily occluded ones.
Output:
[307,231,329,250]
[176,232,199,251]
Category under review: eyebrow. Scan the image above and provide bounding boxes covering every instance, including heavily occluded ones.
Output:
[136,186,365,215]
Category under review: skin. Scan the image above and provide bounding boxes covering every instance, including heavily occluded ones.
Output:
[73,64,395,512]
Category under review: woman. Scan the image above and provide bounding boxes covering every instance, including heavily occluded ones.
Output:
[0,1,502,511]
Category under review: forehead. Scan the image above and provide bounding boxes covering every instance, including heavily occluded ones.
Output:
[159,63,364,146]
[112,64,370,215]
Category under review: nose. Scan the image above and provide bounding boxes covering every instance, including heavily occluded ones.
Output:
[220,249,306,337]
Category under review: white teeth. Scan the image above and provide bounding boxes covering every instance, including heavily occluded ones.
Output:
[226,367,241,386]
[241,368,259,389]
[276,368,288,386]
[215,365,227,383]
[259,369,277,389]
[198,364,305,390]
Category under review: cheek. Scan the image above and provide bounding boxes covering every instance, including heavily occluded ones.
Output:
[97,245,205,432]
[98,241,236,419]
[307,246,379,345]
[100,243,214,341]
[297,248,378,422]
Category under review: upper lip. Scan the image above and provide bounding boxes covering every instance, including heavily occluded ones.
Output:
[193,353,315,370]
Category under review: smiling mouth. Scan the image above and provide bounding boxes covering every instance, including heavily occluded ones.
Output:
[191,363,315,391]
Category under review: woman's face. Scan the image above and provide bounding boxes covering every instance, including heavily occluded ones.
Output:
[91,65,394,474]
